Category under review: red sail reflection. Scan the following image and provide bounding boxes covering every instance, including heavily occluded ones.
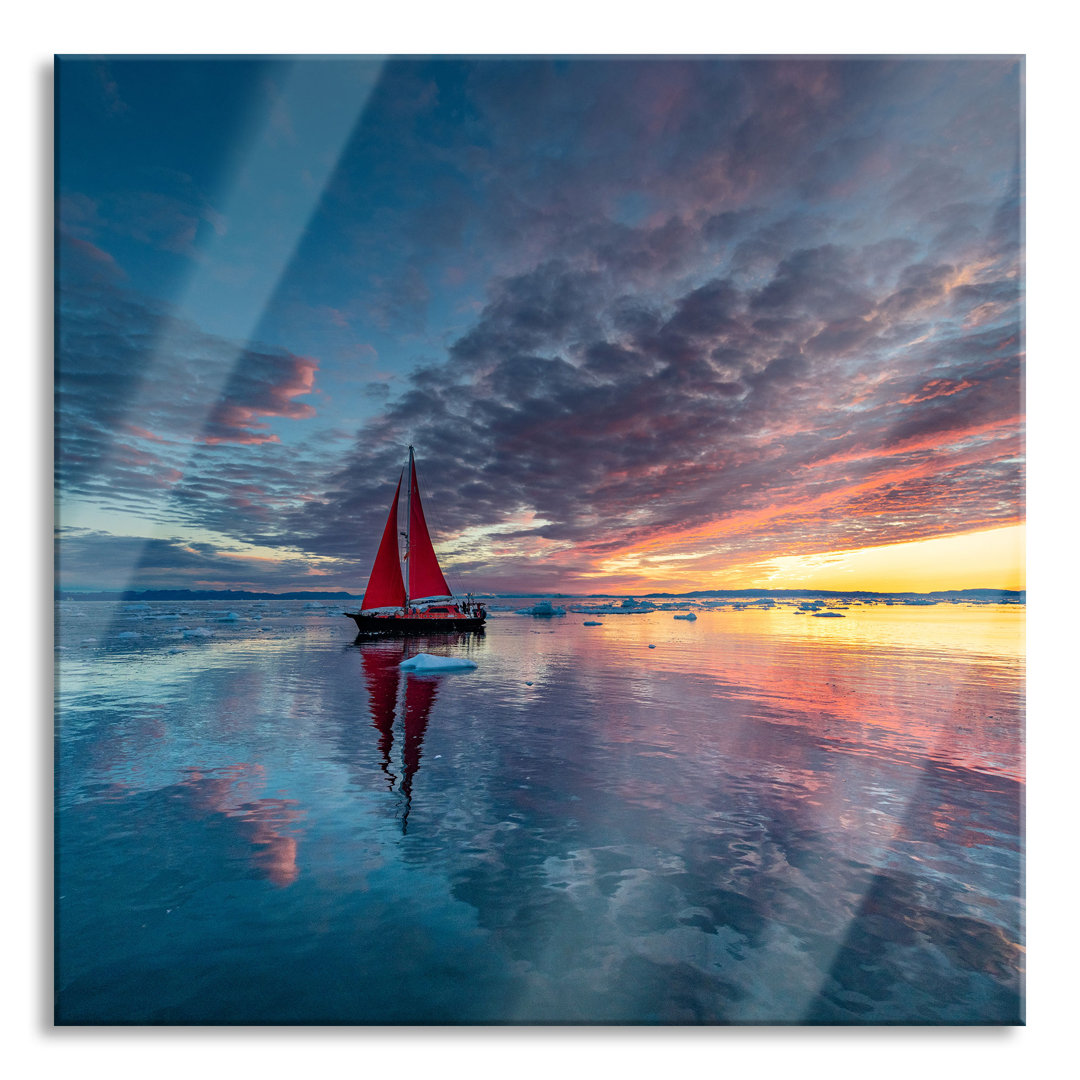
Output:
[359,643,441,833]
[401,675,439,832]
[362,647,402,788]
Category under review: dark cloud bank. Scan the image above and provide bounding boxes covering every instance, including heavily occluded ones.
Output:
[56,58,1023,591]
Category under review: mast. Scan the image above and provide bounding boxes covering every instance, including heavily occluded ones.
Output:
[402,444,414,607]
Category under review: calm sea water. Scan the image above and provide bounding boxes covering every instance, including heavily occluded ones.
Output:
[54,597,1024,1024]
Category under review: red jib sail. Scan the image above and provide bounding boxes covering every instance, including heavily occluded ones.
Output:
[406,458,453,603]
[360,474,407,612]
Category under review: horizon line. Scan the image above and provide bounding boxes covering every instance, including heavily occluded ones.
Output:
[55,585,1026,600]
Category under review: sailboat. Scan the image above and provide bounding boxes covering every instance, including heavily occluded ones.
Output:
[345,446,487,635]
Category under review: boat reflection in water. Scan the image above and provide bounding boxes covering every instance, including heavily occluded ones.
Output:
[355,634,481,832]
[55,598,1023,1024]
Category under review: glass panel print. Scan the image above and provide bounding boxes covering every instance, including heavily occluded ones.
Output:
[54,55,1024,1025]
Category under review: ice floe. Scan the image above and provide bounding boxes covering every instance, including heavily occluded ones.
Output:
[399,653,478,672]
[673,612,697,621]
[515,601,566,617]
[570,597,658,615]
[583,620,603,626]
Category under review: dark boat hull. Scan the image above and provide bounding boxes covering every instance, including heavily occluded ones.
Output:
[346,612,487,635]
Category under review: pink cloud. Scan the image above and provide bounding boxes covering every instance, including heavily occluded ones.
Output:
[897,378,977,405]
[203,356,319,444]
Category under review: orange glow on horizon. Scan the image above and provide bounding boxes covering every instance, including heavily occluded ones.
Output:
[731,524,1025,592]
[584,434,1020,578]
[583,523,1025,594]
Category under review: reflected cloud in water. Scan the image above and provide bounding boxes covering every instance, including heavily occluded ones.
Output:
[55,601,1022,1023]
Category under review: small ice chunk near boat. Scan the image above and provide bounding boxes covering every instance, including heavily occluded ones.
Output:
[399,652,478,672]
[515,601,566,617]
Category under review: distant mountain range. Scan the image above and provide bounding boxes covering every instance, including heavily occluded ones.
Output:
[55,586,1025,603]
[56,589,358,601]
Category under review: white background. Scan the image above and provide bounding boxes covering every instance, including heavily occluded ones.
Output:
[9,3,1070,1075]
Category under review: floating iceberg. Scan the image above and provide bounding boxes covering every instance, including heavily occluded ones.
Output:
[399,653,477,672]
[812,611,845,618]
[569,599,655,615]
[583,620,603,626]
[673,612,697,621]
[515,601,566,617]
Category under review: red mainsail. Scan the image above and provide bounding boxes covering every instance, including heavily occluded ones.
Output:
[406,458,453,603]
[360,474,407,612]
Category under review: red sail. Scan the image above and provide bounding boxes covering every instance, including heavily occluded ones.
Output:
[361,475,406,612]
[407,458,453,603]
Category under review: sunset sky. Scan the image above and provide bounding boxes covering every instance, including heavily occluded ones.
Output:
[55,56,1024,595]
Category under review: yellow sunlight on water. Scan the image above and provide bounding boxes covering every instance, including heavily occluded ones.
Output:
[739,523,1025,592]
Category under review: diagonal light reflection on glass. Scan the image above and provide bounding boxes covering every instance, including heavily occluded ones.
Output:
[95,58,385,591]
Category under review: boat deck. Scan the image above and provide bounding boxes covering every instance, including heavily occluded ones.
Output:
[346,612,487,635]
